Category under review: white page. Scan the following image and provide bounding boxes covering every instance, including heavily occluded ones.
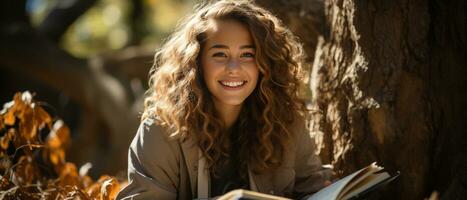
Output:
[306,167,367,200]
[341,172,390,200]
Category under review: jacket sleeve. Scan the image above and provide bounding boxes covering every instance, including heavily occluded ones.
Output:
[292,120,332,199]
[116,119,180,200]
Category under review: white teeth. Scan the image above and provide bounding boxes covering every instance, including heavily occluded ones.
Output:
[220,81,245,87]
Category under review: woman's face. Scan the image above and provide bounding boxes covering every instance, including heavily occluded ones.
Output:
[200,19,259,108]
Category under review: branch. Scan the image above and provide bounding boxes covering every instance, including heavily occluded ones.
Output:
[37,0,97,43]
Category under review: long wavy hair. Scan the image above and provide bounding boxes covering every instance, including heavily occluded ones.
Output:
[143,0,308,175]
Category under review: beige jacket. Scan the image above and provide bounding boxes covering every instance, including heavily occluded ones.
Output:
[116,118,330,200]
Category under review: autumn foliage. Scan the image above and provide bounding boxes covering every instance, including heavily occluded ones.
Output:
[0,92,125,199]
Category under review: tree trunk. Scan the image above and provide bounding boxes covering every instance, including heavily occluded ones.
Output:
[309,0,466,199]
[427,1,467,198]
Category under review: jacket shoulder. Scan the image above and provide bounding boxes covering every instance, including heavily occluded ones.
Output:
[130,118,182,167]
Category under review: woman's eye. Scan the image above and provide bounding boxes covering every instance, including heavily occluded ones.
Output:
[241,52,255,58]
[212,52,227,57]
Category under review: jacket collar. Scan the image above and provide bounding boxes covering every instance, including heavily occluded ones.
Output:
[180,136,275,198]
[248,165,274,194]
[180,136,198,197]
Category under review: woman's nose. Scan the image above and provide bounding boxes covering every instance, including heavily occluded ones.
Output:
[227,58,241,71]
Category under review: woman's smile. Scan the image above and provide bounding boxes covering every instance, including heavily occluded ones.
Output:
[218,80,248,89]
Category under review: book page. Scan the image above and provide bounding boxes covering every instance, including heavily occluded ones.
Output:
[306,167,368,200]
[340,172,390,200]
[307,163,384,200]
[216,189,291,200]
[337,163,383,199]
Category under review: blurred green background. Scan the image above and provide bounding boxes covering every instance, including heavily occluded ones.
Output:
[28,0,196,57]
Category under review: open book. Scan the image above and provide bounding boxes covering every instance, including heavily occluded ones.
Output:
[215,162,399,200]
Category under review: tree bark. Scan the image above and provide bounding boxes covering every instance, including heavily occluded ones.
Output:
[427,0,467,198]
[309,0,466,199]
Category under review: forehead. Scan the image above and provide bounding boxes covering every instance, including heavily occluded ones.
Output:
[204,19,254,47]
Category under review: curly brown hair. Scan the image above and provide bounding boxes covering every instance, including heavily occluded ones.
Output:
[143,0,308,175]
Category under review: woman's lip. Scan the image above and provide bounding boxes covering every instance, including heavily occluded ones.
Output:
[218,80,247,89]
[218,79,247,82]
[218,80,247,84]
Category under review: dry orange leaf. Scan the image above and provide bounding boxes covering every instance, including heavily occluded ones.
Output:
[81,175,94,189]
[86,175,112,198]
[34,106,52,129]
[0,116,4,131]
[50,149,65,166]
[0,129,13,150]
[19,105,37,141]
[47,120,70,149]
[57,162,81,187]
[100,177,120,200]
[0,92,124,200]
[3,101,16,126]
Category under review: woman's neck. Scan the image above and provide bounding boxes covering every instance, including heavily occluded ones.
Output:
[213,100,243,130]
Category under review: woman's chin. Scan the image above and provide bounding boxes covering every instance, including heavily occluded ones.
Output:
[214,97,247,107]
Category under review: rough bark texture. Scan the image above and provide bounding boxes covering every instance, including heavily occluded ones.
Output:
[428,0,467,199]
[309,0,466,199]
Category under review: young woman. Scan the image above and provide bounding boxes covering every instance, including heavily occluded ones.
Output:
[116,0,331,199]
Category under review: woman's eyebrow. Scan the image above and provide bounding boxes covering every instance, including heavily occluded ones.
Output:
[208,44,255,50]
[240,45,255,49]
[209,44,228,50]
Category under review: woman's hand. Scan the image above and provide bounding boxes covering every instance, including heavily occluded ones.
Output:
[321,164,337,187]
[424,191,439,200]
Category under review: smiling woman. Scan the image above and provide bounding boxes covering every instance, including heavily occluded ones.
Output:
[116,0,331,199]
[201,19,259,128]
